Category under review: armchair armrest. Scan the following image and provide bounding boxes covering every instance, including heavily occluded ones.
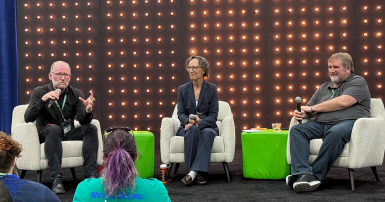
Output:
[90,119,104,165]
[12,122,42,170]
[160,117,180,163]
[348,117,385,168]
[219,116,235,162]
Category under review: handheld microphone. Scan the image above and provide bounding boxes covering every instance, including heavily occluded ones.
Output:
[295,96,302,124]
[189,114,196,121]
[48,89,62,108]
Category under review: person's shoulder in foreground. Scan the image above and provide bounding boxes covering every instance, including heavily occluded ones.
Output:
[14,180,60,202]
[73,177,171,202]
[1,175,60,202]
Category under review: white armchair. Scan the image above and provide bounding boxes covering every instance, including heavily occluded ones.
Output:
[11,104,103,182]
[160,101,235,182]
[286,98,385,190]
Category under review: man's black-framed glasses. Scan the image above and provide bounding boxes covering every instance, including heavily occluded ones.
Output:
[51,72,71,78]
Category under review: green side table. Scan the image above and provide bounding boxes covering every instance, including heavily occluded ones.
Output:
[103,131,154,178]
[242,129,290,179]
[133,131,155,179]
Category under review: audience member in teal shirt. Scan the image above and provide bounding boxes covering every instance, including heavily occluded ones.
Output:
[74,177,170,201]
[73,127,171,202]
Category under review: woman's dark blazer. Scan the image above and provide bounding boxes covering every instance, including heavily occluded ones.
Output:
[176,80,219,135]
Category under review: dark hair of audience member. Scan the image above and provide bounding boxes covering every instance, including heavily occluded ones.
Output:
[0,131,22,173]
[0,180,12,202]
[102,129,138,196]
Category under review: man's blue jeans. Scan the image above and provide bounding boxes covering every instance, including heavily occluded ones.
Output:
[289,120,356,181]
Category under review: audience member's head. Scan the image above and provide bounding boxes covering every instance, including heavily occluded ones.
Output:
[0,131,22,173]
[102,127,138,196]
[0,180,12,202]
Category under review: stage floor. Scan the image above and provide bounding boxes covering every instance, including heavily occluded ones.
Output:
[20,149,385,202]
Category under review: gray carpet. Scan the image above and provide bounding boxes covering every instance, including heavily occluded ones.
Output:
[20,150,385,201]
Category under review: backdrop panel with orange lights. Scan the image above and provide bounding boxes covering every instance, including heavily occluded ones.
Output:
[17,0,384,149]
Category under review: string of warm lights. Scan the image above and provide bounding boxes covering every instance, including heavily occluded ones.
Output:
[18,0,383,133]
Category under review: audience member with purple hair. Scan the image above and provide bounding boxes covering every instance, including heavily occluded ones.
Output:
[73,127,171,201]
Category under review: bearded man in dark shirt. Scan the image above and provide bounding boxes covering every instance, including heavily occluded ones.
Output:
[286,52,371,192]
[24,61,98,194]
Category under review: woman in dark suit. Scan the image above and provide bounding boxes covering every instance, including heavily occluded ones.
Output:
[176,55,219,186]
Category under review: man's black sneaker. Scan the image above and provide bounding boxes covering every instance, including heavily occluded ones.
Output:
[52,178,65,194]
[286,175,298,189]
[293,174,321,192]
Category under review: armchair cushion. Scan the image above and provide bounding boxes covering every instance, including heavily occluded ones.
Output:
[309,139,349,157]
[40,141,83,159]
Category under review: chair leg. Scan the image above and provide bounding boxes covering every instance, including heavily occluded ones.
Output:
[37,170,42,183]
[174,163,180,175]
[348,168,355,191]
[20,170,27,179]
[222,162,231,183]
[168,163,173,174]
[371,166,380,181]
[70,168,77,179]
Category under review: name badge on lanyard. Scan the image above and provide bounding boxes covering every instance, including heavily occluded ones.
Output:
[61,119,72,136]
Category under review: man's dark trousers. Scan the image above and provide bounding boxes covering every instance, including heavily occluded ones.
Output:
[38,124,98,179]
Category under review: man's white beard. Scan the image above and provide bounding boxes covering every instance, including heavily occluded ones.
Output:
[330,75,342,83]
